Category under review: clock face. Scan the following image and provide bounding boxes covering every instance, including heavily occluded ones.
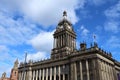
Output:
[58,25,63,29]
[67,25,71,30]
[59,25,63,29]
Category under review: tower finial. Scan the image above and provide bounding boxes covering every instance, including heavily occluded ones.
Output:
[93,34,96,43]
[63,11,67,17]
[13,59,19,69]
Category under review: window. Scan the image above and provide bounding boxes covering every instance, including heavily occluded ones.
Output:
[65,74,68,80]
[90,73,94,80]
[83,74,87,80]
[14,71,16,76]
[117,73,120,80]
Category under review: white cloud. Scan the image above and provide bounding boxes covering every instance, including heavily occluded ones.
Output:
[29,30,54,53]
[0,0,86,27]
[104,21,119,33]
[107,36,120,48]
[88,0,113,6]
[104,1,120,33]
[27,51,50,61]
[104,1,120,18]
[80,25,89,36]
[0,10,38,45]
[0,45,8,52]
[20,0,85,26]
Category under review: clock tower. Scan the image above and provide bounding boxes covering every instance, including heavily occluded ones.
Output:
[51,11,76,59]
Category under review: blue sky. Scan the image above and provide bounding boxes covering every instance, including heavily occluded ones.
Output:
[0,0,120,77]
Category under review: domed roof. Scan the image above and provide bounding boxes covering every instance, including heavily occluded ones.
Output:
[57,11,73,30]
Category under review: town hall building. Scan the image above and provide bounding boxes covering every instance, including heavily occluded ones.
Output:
[18,11,120,80]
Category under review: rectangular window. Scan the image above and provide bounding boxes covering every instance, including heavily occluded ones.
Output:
[117,73,120,80]
[90,73,94,80]
[83,74,87,80]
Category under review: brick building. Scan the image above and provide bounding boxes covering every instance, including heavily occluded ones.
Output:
[0,59,18,80]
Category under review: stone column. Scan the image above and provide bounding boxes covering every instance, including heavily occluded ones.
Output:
[39,69,41,80]
[103,62,106,80]
[61,35,62,47]
[18,72,20,80]
[98,60,102,80]
[53,39,55,48]
[36,70,38,80]
[106,64,109,80]
[24,71,26,80]
[86,60,90,80]
[110,66,114,80]
[50,67,52,80]
[58,37,60,48]
[55,38,56,48]
[21,72,23,80]
[70,35,71,47]
[19,72,21,80]
[69,35,71,47]
[94,59,99,80]
[110,67,114,80]
[66,34,68,46]
[112,67,116,80]
[107,64,110,80]
[57,37,59,48]
[33,70,35,80]
[101,61,104,80]
[80,61,83,80]
[46,68,48,80]
[63,65,65,80]
[104,63,107,80]
[28,67,32,80]
[74,62,77,80]
[54,67,56,80]
[59,36,61,47]
[63,34,65,46]
[72,36,73,48]
[71,36,74,49]
[63,35,64,46]
[68,34,70,47]
[42,69,45,80]
[59,66,61,80]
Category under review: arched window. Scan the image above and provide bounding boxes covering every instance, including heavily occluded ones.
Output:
[15,72,16,76]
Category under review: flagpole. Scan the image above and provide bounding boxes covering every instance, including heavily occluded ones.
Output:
[93,34,97,47]
[23,52,27,80]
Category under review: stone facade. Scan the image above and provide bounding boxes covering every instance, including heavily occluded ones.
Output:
[18,11,120,80]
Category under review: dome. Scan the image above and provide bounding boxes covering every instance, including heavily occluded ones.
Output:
[57,11,72,30]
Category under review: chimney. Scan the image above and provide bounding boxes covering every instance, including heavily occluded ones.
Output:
[80,42,86,51]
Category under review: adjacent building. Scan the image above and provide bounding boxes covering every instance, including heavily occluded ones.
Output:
[0,59,19,80]
[0,72,10,80]
[18,11,120,80]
